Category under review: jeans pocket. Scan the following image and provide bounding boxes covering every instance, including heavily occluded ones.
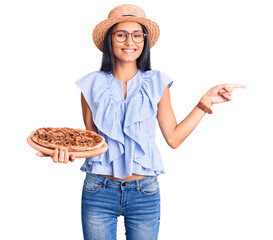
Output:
[83,176,102,194]
[140,178,160,196]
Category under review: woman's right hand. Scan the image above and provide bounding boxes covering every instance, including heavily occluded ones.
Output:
[36,148,75,163]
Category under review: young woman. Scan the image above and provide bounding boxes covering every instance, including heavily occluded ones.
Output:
[37,4,246,240]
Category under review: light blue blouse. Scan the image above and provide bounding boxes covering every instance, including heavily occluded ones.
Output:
[76,69,173,179]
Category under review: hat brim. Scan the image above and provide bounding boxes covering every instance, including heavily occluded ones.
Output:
[92,16,160,52]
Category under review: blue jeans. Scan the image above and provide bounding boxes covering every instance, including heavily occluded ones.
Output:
[81,173,161,240]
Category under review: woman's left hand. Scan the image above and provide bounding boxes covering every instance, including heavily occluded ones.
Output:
[201,83,246,107]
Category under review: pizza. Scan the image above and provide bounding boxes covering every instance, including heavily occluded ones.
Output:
[30,127,105,152]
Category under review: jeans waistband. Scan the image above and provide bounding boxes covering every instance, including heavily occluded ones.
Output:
[85,172,158,190]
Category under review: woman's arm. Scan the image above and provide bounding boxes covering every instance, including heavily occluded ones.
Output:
[157,87,207,149]
[157,84,246,149]
[81,93,98,133]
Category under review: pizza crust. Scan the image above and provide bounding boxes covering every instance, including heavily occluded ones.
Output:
[27,136,108,158]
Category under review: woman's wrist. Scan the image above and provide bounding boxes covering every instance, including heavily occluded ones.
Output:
[200,95,213,108]
[196,95,213,114]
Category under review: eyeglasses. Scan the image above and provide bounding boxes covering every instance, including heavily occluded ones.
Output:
[113,30,147,44]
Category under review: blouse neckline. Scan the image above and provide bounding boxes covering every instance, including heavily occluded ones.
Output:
[110,69,140,84]
[109,70,141,102]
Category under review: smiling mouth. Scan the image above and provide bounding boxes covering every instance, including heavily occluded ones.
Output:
[122,49,137,54]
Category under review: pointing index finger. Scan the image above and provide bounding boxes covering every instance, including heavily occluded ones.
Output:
[226,84,247,89]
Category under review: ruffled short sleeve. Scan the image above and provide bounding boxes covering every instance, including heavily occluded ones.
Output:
[142,70,173,105]
[75,71,107,115]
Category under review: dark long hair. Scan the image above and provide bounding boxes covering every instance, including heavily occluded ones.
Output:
[100,23,151,73]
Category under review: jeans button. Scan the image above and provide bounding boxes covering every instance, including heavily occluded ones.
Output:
[122,182,126,187]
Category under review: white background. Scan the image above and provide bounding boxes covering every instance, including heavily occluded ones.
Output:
[1,0,272,239]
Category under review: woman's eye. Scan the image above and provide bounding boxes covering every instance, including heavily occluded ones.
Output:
[117,33,126,37]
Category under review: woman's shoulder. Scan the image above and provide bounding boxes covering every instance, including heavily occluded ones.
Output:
[141,69,172,81]
[140,69,173,88]
[141,69,159,76]
[78,70,109,81]
[76,70,111,87]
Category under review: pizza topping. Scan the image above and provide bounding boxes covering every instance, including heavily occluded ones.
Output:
[31,127,104,152]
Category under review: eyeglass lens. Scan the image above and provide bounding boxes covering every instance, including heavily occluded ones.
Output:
[114,31,145,43]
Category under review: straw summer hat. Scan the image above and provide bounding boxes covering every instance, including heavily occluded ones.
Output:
[92,4,160,52]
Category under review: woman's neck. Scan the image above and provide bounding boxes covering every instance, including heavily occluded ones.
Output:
[113,61,138,82]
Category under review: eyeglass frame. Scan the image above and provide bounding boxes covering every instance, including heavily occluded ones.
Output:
[112,30,147,44]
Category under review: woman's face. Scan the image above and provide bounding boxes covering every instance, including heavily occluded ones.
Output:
[111,22,144,65]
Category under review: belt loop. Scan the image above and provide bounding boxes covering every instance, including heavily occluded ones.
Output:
[103,178,108,189]
[136,180,140,191]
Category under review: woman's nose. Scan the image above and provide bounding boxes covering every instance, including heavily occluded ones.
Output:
[125,33,134,45]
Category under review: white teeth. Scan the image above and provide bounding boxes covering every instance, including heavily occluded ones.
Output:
[123,49,135,53]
